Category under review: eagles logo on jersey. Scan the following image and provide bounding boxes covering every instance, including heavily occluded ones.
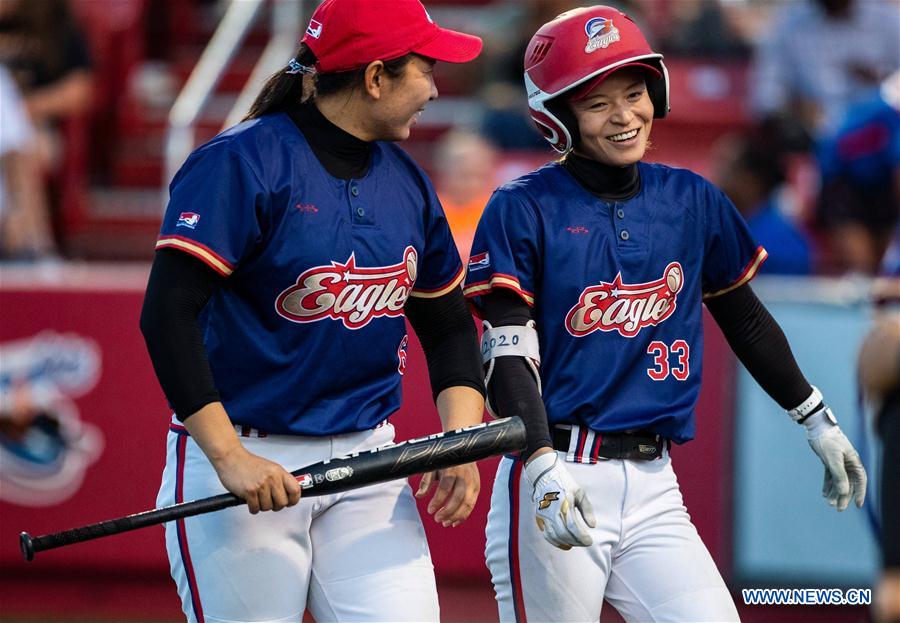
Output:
[275,246,418,329]
[566,262,684,338]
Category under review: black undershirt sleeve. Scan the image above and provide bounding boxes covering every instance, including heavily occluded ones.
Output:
[404,287,485,402]
[481,289,553,459]
[139,248,224,420]
[878,389,900,568]
[705,284,812,410]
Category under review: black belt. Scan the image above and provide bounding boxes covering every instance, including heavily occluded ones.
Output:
[552,426,667,461]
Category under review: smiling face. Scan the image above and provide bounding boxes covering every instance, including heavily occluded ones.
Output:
[368,55,438,141]
[568,68,654,166]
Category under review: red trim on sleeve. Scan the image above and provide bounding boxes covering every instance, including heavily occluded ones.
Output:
[156,235,234,277]
[703,246,768,300]
[463,273,535,308]
[409,263,465,298]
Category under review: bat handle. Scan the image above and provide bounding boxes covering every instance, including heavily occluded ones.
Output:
[19,492,242,561]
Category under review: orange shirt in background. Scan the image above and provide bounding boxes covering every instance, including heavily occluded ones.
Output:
[440,192,493,262]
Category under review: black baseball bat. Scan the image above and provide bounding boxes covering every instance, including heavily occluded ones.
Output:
[20,416,525,561]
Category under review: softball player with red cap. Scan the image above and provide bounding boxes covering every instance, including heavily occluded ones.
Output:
[463,6,868,621]
[140,1,485,621]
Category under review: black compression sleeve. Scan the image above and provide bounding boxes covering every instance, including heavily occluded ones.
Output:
[139,248,223,420]
[404,287,485,401]
[481,290,553,459]
[705,284,812,409]
[878,389,900,568]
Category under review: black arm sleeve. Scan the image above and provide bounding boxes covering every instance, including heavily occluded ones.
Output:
[878,389,900,568]
[139,248,224,420]
[404,287,485,402]
[481,290,553,459]
[705,284,812,409]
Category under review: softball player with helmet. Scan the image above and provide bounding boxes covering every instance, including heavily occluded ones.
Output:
[139,1,485,621]
[464,6,868,622]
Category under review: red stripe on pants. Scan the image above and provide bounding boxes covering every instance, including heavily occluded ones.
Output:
[175,434,205,622]
[576,428,588,462]
[510,460,528,623]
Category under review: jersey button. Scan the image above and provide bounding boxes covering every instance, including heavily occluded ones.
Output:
[617,208,625,219]
[350,186,359,197]
[620,230,630,241]
[356,207,365,217]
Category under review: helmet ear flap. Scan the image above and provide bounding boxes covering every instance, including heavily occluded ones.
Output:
[528,107,573,153]
[546,98,579,150]
[647,61,670,119]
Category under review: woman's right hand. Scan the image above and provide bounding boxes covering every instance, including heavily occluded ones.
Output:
[182,402,302,514]
[212,446,302,514]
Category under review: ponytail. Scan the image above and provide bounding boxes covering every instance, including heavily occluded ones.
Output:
[244,44,317,120]
[244,44,419,121]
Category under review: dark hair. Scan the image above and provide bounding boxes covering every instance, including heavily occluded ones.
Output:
[736,138,786,193]
[244,43,417,120]
[6,0,81,80]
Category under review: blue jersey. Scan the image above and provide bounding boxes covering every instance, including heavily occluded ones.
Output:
[464,162,766,443]
[157,114,463,435]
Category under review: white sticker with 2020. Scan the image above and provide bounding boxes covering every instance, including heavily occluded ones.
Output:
[481,325,541,364]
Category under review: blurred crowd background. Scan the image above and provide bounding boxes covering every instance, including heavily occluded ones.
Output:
[0,0,897,275]
[0,1,898,622]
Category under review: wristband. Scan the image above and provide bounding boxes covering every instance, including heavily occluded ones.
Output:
[788,386,824,424]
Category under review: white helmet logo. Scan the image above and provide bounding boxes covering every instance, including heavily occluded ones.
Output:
[306,19,323,39]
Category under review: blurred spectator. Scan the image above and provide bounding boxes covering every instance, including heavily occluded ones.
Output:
[434,129,498,260]
[714,133,813,275]
[856,227,900,623]
[749,0,899,139]
[661,0,751,58]
[0,0,93,172]
[0,64,54,259]
[816,70,900,274]
[478,0,642,150]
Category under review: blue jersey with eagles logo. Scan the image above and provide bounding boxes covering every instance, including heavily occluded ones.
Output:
[464,161,767,444]
[157,113,463,436]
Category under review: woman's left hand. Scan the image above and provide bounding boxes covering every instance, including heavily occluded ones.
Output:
[416,463,480,527]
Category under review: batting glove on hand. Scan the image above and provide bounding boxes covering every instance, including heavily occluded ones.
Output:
[525,451,596,550]
[807,417,867,512]
[791,388,867,512]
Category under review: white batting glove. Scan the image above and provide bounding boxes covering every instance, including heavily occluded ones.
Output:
[790,387,867,512]
[524,451,596,550]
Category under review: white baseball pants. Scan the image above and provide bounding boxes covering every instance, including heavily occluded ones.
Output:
[157,420,439,623]
[485,449,739,622]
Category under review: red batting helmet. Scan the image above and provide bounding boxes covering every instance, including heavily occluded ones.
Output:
[524,6,670,153]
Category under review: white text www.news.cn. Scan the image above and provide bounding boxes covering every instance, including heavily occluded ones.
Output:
[742,588,871,606]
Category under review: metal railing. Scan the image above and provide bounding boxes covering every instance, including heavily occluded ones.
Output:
[163,0,308,198]
[223,1,304,130]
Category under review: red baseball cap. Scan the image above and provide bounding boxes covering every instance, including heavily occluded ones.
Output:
[301,0,483,73]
